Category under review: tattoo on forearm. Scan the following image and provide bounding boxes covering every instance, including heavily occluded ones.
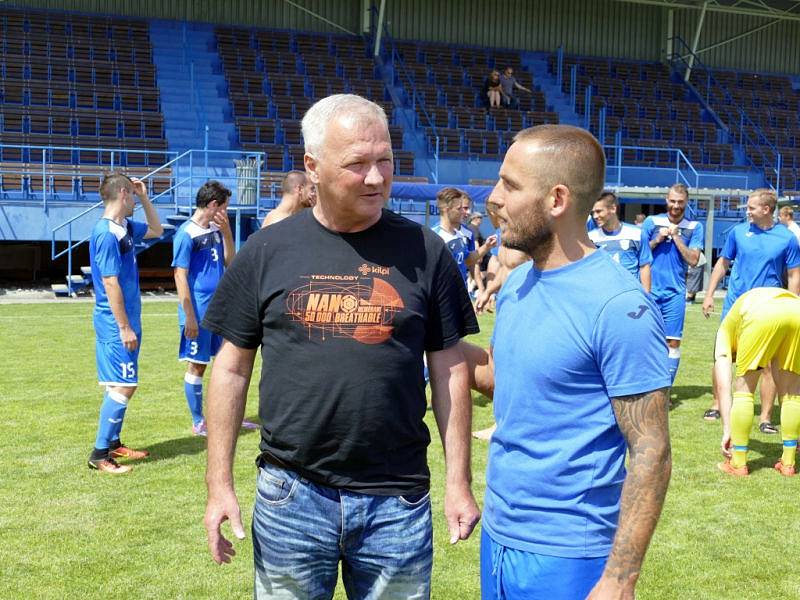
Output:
[606,387,672,586]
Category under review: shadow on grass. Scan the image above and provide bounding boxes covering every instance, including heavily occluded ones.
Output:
[746,438,785,474]
[472,392,492,408]
[141,416,261,464]
[669,385,712,411]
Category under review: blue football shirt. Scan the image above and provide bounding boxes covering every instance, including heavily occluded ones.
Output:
[484,250,670,558]
[588,222,652,278]
[642,214,704,297]
[90,218,148,341]
[172,220,226,322]
[432,223,475,283]
[721,222,800,315]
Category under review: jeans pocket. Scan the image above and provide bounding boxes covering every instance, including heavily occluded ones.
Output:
[397,492,431,508]
[256,465,299,506]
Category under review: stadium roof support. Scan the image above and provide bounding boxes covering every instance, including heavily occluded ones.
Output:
[684,0,709,81]
[614,0,800,22]
[281,0,357,35]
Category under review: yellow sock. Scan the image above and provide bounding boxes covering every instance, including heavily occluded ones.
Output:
[780,395,800,467]
[731,392,754,469]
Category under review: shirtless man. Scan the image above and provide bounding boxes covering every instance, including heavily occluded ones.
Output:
[261,170,316,228]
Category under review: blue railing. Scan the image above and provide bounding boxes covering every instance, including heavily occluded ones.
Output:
[380,23,439,182]
[668,35,782,193]
[46,145,284,292]
[0,143,178,210]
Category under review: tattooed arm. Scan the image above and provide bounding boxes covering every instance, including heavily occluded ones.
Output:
[587,387,672,600]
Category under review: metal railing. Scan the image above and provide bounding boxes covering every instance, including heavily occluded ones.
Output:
[668,35,782,194]
[46,145,284,292]
[380,22,439,183]
[0,143,178,211]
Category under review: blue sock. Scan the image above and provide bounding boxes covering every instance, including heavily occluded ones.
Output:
[184,373,204,425]
[668,347,681,384]
[94,389,129,450]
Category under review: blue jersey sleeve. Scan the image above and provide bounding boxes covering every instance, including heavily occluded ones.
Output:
[171,229,192,269]
[94,231,121,278]
[722,227,737,261]
[642,217,656,242]
[638,228,652,266]
[131,220,149,243]
[689,222,704,250]
[593,290,671,398]
[786,235,800,269]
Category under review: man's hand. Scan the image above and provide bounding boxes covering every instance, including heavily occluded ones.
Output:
[119,324,138,351]
[184,314,199,340]
[483,234,498,251]
[656,227,670,242]
[702,295,715,318]
[475,289,492,313]
[444,482,481,544]
[205,486,246,564]
[586,576,636,600]
[667,224,680,237]
[130,177,147,199]
[721,431,732,459]
[213,209,232,234]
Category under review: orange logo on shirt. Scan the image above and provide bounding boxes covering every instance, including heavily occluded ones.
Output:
[286,269,403,344]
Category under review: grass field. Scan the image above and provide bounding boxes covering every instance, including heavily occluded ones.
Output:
[0,298,798,599]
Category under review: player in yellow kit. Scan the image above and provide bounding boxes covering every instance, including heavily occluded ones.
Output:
[715,287,800,477]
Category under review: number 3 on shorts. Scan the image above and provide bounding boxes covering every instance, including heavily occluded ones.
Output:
[190,341,199,355]
[120,361,136,379]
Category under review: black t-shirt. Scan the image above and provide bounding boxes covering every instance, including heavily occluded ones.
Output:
[203,208,479,495]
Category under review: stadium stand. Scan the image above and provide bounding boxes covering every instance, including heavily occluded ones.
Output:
[0,9,171,199]
[389,39,557,162]
[547,54,730,171]
[215,25,416,175]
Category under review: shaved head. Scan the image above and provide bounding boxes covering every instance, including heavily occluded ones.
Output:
[512,125,606,214]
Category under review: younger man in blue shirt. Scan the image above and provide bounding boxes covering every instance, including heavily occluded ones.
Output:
[172,181,247,436]
[702,189,800,428]
[88,173,163,474]
[589,191,652,292]
[642,183,704,382]
[479,125,671,599]
[432,187,497,286]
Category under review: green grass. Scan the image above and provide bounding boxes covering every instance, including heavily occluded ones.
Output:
[0,299,798,598]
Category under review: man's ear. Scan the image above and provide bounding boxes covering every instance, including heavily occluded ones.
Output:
[550,184,570,217]
[304,153,320,185]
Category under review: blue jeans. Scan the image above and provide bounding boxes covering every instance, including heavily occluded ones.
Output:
[252,463,433,599]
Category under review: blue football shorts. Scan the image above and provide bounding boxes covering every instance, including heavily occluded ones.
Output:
[179,325,222,364]
[96,331,141,386]
[480,529,607,600]
[653,292,686,340]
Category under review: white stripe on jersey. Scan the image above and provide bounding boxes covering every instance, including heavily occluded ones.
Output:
[649,215,700,230]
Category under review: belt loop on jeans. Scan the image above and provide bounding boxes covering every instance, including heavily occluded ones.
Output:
[491,539,506,600]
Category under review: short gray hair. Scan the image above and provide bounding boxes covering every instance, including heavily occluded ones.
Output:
[301,94,389,157]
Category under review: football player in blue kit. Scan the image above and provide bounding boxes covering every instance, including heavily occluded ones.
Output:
[701,189,800,429]
[87,173,163,474]
[589,191,652,292]
[642,183,704,382]
[432,187,497,286]
[172,181,258,435]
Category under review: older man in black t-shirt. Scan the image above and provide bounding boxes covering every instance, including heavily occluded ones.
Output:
[202,94,481,599]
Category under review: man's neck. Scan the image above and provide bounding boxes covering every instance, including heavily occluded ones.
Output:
[753,219,774,231]
[534,228,596,271]
[602,218,621,234]
[438,216,458,234]
[667,213,684,225]
[278,193,305,216]
[102,203,126,225]
[192,208,211,228]
[312,203,381,233]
